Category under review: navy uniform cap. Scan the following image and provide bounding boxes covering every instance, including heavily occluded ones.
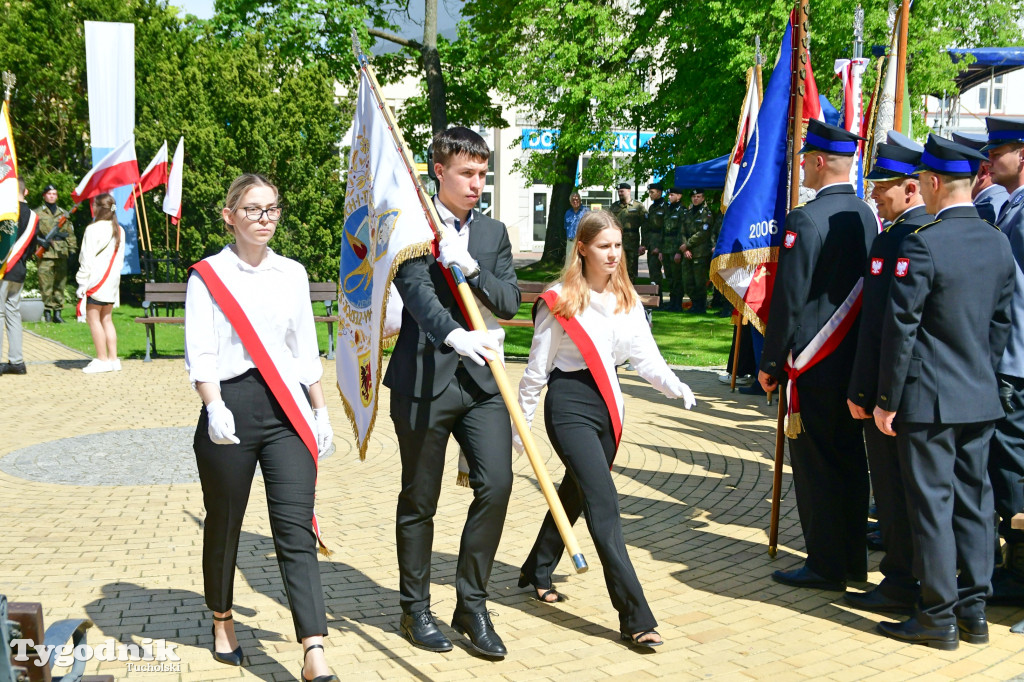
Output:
[648,182,664,191]
[915,134,987,178]
[690,188,704,195]
[950,131,988,151]
[886,130,923,153]
[43,183,57,192]
[865,143,921,181]
[669,186,685,195]
[983,117,1024,152]
[800,119,865,156]
[617,182,631,190]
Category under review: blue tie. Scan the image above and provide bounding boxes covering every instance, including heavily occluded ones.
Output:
[454,219,461,233]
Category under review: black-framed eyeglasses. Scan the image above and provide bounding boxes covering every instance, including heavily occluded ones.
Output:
[240,206,283,221]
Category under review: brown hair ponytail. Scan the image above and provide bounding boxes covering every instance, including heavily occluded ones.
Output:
[92,193,121,250]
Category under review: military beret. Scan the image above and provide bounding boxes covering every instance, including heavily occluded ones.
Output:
[865,143,921,180]
[43,183,57,192]
[915,134,987,178]
[983,116,1024,152]
[800,119,864,156]
[669,186,685,195]
[617,182,631,190]
[648,182,664,191]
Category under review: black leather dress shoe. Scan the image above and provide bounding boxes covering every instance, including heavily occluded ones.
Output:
[956,616,989,644]
[451,611,507,658]
[400,609,452,652]
[877,617,958,650]
[844,588,915,615]
[772,565,845,591]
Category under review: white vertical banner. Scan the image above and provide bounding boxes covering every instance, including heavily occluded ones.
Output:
[85,21,139,274]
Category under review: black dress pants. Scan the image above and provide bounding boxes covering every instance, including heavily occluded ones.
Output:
[896,421,994,627]
[520,369,657,634]
[194,370,328,641]
[990,374,1024,545]
[391,366,513,616]
[864,420,918,602]
[787,383,869,582]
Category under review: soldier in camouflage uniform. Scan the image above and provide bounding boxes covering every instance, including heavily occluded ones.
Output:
[609,182,646,282]
[661,187,686,312]
[35,184,76,323]
[681,189,717,314]
[642,183,668,301]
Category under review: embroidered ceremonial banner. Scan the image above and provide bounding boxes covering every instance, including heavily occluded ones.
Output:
[336,67,435,459]
[722,69,760,212]
[834,58,870,197]
[0,210,37,280]
[0,102,20,223]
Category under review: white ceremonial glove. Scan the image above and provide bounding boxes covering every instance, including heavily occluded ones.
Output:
[313,407,333,456]
[437,236,480,278]
[512,430,525,455]
[206,400,241,444]
[668,379,697,410]
[76,286,86,299]
[445,328,498,366]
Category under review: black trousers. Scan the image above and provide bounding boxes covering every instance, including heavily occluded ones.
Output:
[520,369,656,634]
[864,420,918,601]
[896,421,994,627]
[194,370,328,641]
[990,374,1024,545]
[787,383,868,582]
[391,366,513,615]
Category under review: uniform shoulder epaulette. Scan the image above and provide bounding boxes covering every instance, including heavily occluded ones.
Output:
[913,219,941,234]
[794,201,808,209]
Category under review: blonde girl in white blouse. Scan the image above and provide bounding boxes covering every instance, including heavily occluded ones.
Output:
[515,209,696,649]
[76,193,125,373]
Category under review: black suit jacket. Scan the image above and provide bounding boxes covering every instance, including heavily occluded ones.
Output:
[848,205,933,409]
[760,184,877,387]
[383,210,520,399]
[876,205,1015,424]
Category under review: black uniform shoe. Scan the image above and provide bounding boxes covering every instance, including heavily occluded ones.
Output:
[400,609,452,652]
[44,310,52,323]
[0,362,26,375]
[52,310,64,323]
[843,588,915,615]
[771,565,845,591]
[866,530,885,551]
[450,611,507,658]
[877,617,958,650]
[956,617,989,644]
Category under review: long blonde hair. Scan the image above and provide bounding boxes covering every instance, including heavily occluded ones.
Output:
[550,210,638,319]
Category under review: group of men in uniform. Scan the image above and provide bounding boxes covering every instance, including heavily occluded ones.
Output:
[758,116,1024,650]
[609,181,722,313]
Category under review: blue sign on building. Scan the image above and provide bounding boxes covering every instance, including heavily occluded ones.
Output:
[521,128,656,152]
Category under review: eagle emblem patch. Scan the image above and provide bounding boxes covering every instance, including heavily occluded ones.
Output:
[784,231,797,249]
[895,258,910,278]
[870,258,884,275]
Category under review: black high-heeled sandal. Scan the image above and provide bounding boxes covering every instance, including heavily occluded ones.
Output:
[518,571,566,602]
[211,614,244,666]
[300,643,340,682]
[620,629,664,649]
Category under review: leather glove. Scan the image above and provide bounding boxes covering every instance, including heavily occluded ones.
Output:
[437,236,480,278]
[668,378,697,409]
[313,407,333,456]
[445,328,498,366]
[206,400,240,444]
[1000,378,1015,414]
[76,286,86,299]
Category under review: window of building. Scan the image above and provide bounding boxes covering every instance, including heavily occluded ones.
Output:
[533,192,548,241]
[979,87,988,109]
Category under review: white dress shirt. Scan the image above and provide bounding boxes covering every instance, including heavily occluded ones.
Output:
[517,283,685,426]
[185,245,323,391]
[75,220,125,304]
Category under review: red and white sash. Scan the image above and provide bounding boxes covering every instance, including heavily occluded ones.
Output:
[189,259,330,555]
[782,278,863,437]
[0,209,38,280]
[76,235,122,321]
[537,290,624,461]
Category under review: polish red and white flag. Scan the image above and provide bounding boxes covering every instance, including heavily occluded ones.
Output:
[125,140,169,209]
[71,136,141,204]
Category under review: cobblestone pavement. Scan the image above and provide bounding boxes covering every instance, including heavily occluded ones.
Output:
[2,334,1023,681]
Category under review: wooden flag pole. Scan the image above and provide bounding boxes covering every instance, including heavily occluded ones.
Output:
[729,316,741,392]
[133,185,148,252]
[175,217,180,251]
[893,0,910,133]
[137,184,154,253]
[352,35,589,573]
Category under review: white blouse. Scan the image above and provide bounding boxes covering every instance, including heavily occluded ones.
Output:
[184,246,324,391]
[76,220,126,305]
[517,283,686,427]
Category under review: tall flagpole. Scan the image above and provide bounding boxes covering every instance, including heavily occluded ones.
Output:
[351,33,589,574]
[893,0,910,133]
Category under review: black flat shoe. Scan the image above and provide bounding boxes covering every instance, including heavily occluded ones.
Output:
[400,609,452,653]
[844,588,915,615]
[877,617,958,650]
[451,611,507,658]
[211,614,243,666]
[621,629,663,649]
[300,643,340,682]
[772,565,846,591]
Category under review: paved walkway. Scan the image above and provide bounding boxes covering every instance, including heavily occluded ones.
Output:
[1,335,1023,681]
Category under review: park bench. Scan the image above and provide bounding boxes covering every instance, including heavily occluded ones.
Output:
[497,281,661,328]
[2,595,114,682]
[135,282,340,362]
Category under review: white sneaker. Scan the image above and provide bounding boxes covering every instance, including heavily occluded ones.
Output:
[82,359,113,374]
[111,358,122,371]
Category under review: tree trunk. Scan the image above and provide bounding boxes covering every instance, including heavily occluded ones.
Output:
[540,151,579,264]
[422,0,447,136]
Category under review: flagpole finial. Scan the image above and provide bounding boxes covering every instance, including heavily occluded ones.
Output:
[2,71,15,103]
[755,35,763,66]
[352,29,367,66]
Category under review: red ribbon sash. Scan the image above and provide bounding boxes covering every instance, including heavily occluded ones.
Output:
[76,232,121,319]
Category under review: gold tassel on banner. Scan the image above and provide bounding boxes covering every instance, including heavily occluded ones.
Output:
[784,410,804,439]
[456,448,471,488]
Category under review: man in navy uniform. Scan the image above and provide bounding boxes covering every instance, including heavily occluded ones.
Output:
[758,119,877,590]
[846,136,931,615]
[982,117,1024,613]
[873,134,1015,649]
[952,131,1008,224]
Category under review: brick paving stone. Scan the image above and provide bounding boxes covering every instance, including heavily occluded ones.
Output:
[3,354,1024,680]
